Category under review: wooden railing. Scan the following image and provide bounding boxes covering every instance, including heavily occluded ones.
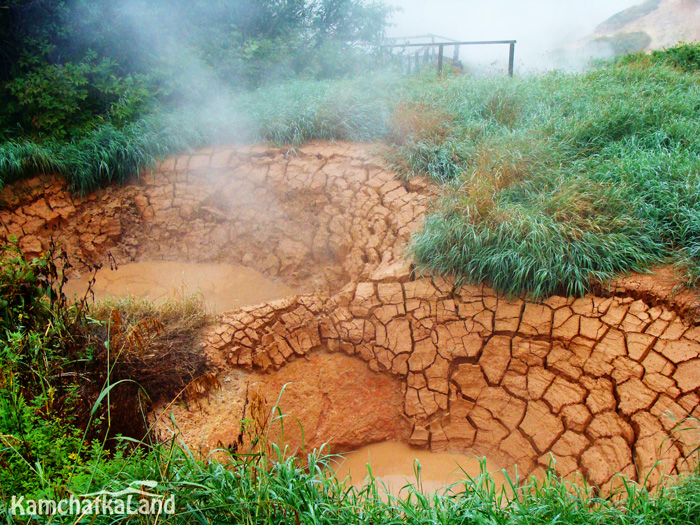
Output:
[379,39,517,77]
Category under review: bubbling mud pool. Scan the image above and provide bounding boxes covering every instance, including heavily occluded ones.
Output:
[64,261,298,312]
[334,441,506,495]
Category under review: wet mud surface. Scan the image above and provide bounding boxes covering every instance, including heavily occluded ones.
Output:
[63,261,297,313]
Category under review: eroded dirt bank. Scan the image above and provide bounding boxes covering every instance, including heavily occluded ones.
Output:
[2,142,699,491]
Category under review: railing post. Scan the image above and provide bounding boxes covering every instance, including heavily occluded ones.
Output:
[438,44,444,75]
[508,42,515,77]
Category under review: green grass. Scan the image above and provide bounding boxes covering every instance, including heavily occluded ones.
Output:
[401,59,700,296]
[4,419,700,524]
[0,74,399,195]
[5,46,700,296]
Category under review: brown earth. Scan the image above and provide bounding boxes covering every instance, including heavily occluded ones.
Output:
[2,141,699,491]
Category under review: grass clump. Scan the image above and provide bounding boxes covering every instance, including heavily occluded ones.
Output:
[0,245,213,498]
[398,55,700,296]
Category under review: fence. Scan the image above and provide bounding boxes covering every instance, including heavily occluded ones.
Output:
[379,38,517,77]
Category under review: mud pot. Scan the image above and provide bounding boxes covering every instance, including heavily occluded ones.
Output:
[63,261,298,313]
[334,441,506,495]
[3,141,700,493]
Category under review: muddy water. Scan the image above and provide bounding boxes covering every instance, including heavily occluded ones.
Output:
[64,261,298,312]
[334,442,506,495]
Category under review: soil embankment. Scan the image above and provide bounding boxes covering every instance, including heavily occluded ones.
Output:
[1,142,699,491]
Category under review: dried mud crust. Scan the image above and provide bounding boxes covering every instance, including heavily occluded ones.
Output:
[2,141,700,491]
[0,141,432,294]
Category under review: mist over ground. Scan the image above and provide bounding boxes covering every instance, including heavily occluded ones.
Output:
[385,0,641,70]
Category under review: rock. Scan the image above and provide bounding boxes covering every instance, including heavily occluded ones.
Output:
[470,406,509,449]
[585,378,616,414]
[512,338,549,367]
[601,303,628,326]
[626,332,655,361]
[587,412,634,444]
[594,328,627,359]
[551,430,589,458]
[19,235,42,254]
[377,283,404,305]
[656,339,699,364]
[494,300,523,332]
[500,430,537,471]
[580,316,606,341]
[527,366,555,400]
[561,404,592,433]
[476,387,527,430]
[443,411,477,448]
[408,339,437,372]
[552,311,580,341]
[410,424,430,446]
[519,303,553,336]
[543,376,587,414]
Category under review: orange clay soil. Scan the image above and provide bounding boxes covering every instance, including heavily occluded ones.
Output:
[2,141,699,492]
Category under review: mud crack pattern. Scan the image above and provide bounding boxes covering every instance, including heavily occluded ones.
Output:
[2,142,699,491]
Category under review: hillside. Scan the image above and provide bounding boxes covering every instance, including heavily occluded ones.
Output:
[589,0,700,54]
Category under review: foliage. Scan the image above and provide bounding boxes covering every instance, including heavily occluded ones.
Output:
[0,245,211,497]
[2,408,700,523]
[0,240,100,497]
[652,41,700,71]
[0,0,393,142]
[398,59,700,296]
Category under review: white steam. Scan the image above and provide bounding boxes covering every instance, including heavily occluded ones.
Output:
[385,0,642,72]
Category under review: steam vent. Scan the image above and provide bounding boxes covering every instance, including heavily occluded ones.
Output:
[3,142,700,491]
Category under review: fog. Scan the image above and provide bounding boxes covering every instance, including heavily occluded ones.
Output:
[385,0,642,71]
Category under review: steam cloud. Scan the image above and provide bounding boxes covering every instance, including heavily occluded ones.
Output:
[385,0,642,71]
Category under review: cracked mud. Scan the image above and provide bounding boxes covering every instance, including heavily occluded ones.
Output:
[3,142,700,491]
